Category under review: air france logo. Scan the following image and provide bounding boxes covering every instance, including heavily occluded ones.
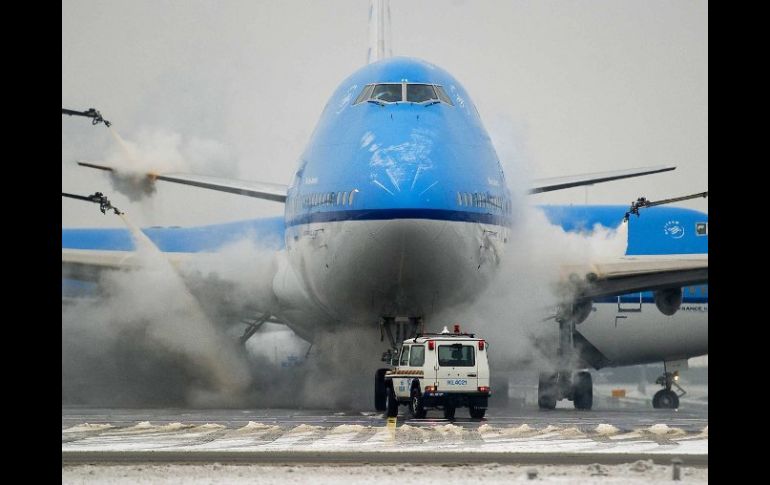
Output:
[664,220,685,239]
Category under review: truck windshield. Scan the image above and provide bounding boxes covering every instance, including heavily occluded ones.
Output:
[399,345,411,366]
[409,346,425,366]
[438,344,475,367]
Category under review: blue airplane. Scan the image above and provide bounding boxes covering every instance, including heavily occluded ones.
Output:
[63,0,706,412]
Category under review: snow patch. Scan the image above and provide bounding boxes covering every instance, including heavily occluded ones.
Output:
[646,424,685,436]
[288,424,322,435]
[330,424,366,434]
[628,459,655,472]
[397,424,429,440]
[559,427,585,437]
[594,424,620,436]
[433,424,464,438]
[586,463,609,476]
[63,423,114,433]
[496,424,537,437]
[193,423,226,431]
[238,421,277,432]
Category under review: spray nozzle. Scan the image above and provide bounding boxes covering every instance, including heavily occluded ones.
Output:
[62,191,122,215]
[62,107,111,127]
[623,191,708,222]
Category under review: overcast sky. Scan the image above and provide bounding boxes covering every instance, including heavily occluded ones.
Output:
[62,0,707,228]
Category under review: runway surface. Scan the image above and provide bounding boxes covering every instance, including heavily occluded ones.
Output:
[63,404,708,433]
[62,399,708,466]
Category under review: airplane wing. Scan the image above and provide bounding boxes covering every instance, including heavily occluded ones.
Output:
[529,165,676,194]
[62,248,190,281]
[62,247,287,333]
[558,256,708,302]
[77,162,287,202]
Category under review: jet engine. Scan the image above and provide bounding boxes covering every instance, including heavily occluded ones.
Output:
[557,299,593,325]
[654,287,682,316]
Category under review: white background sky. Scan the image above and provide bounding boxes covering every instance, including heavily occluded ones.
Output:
[62,0,707,228]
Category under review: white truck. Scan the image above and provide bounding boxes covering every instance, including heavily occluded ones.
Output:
[375,327,491,419]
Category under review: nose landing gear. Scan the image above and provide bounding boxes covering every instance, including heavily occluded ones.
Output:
[652,371,685,409]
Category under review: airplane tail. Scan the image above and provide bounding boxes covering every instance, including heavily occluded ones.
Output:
[367,0,392,64]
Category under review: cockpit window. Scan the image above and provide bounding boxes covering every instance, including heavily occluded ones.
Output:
[435,86,453,106]
[406,84,438,103]
[354,84,375,105]
[353,83,455,106]
[371,84,403,103]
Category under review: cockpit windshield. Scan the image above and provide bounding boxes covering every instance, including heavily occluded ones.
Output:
[406,84,437,103]
[353,83,454,106]
[371,84,402,103]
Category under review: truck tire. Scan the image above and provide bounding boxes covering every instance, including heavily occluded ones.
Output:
[374,369,388,411]
[409,387,427,419]
[385,387,399,417]
[469,406,486,419]
[443,404,456,420]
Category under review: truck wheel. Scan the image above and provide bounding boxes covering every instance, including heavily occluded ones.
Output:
[374,369,388,411]
[409,388,427,419]
[469,406,486,419]
[443,404,456,420]
[385,387,399,417]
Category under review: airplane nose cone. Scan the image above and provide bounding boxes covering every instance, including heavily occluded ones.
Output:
[322,216,501,321]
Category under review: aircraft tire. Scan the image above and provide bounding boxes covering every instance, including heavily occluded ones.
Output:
[538,372,558,410]
[573,371,593,410]
[652,389,679,409]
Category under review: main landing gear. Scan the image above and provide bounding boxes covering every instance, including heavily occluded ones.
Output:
[652,370,685,409]
[538,370,593,410]
[537,315,593,410]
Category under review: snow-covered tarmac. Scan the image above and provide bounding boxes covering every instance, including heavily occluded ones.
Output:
[62,462,708,484]
[62,421,707,459]
[62,406,707,483]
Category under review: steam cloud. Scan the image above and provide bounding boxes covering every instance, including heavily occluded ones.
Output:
[62,215,386,409]
[63,118,630,409]
[100,127,237,201]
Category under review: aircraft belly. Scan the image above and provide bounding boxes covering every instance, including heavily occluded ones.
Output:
[290,219,504,323]
[577,303,708,367]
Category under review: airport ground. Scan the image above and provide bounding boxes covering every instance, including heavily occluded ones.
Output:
[62,378,707,484]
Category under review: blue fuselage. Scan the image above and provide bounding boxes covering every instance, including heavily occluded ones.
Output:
[285,57,511,231]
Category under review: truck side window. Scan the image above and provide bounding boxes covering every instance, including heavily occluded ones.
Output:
[409,346,425,366]
[399,345,411,366]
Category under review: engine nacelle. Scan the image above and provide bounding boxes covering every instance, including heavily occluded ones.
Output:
[655,288,683,316]
[558,299,593,325]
